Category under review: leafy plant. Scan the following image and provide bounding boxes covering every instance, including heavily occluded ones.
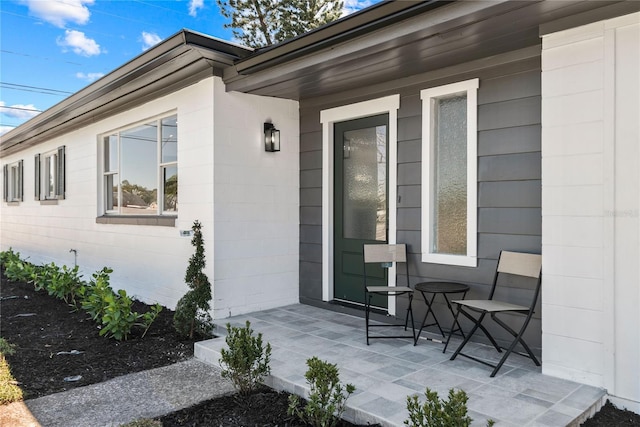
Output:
[3,250,35,284]
[219,321,272,395]
[47,264,83,305]
[80,267,115,322]
[2,250,162,342]
[288,356,355,427]
[174,220,213,339]
[99,289,138,340]
[404,388,472,427]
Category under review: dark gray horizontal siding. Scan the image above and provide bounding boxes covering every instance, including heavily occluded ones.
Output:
[299,57,542,349]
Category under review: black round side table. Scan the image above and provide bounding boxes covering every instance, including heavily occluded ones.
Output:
[414,281,469,350]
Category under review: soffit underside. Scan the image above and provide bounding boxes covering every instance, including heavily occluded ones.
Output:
[225,0,637,101]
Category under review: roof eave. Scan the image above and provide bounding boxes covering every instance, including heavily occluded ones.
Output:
[0,29,252,156]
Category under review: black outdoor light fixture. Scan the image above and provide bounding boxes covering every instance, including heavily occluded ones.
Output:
[264,122,280,152]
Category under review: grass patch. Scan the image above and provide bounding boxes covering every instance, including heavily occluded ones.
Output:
[0,337,23,405]
[119,419,162,427]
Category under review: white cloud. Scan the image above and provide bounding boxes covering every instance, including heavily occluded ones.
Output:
[0,101,41,120]
[76,72,105,82]
[22,0,94,28]
[141,31,163,51]
[57,30,102,56]
[343,0,375,16]
[188,0,204,17]
[0,126,16,137]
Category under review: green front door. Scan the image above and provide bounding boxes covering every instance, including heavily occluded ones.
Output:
[334,114,389,307]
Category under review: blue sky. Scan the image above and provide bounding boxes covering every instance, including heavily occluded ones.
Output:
[0,0,375,136]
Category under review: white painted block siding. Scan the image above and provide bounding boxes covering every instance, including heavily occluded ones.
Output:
[541,12,640,411]
[0,76,300,321]
[212,78,300,319]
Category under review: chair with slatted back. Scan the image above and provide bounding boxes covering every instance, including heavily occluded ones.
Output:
[447,250,542,376]
[363,243,416,345]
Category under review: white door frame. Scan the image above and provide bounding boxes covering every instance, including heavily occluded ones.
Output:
[319,94,400,315]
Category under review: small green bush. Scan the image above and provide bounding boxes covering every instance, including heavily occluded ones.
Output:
[2,250,163,342]
[2,249,35,284]
[219,321,272,395]
[174,220,213,339]
[81,267,115,322]
[404,388,472,427]
[47,264,83,305]
[288,356,355,427]
[31,262,59,292]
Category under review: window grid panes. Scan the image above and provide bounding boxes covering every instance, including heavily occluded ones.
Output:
[10,164,20,201]
[102,114,177,216]
[44,153,57,200]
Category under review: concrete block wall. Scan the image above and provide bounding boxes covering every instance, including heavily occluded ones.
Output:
[212,79,300,319]
[0,78,217,308]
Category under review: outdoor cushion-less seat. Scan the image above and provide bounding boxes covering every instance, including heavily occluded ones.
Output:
[363,244,416,345]
[447,250,542,377]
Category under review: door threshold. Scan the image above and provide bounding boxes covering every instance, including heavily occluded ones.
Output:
[331,299,387,315]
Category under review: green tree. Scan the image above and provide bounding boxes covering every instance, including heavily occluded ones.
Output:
[216,0,344,48]
[174,220,213,339]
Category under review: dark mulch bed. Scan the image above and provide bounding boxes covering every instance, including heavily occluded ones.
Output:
[2,275,639,426]
[159,387,361,427]
[581,401,640,426]
[0,277,195,399]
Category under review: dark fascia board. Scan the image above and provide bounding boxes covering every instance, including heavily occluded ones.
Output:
[233,0,450,75]
[539,0,640,36]
[0,29,252,155]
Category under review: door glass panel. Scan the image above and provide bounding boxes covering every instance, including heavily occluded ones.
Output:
[433,94,467,255]
[342,125,387,241]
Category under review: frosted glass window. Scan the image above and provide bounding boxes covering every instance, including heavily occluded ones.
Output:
[343,125,386,241]
[433,95,467,255]
[421,79,478,267]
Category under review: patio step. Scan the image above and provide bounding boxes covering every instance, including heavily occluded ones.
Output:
[195,332,395,427]
[195,308,607,427]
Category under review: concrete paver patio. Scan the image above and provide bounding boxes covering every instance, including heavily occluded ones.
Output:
[196,304,605,427]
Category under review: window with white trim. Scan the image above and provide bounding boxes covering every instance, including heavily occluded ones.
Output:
[35,146,66,201]
[3,160,23,203]
[421,79,478,267]
[101,114,177,216]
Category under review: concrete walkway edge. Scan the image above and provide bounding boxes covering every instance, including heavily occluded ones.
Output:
[10,359,234,427]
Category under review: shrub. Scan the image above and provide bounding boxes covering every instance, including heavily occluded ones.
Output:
[2,251,162,341]
[219,321,272,395]
[174,220,213,339]
[288,356,355,427]
[2,249,35,284]
[47,264,83,305]
[81,268,163,340]
[80,267,115,322]
[404,388,472,427]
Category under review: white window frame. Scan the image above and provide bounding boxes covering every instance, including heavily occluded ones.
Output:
[35,147,65,201]
[3,160,23,203]
[420,79,479,267]
[100,112,177,216]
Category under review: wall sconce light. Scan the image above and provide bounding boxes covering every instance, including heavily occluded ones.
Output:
[264,122,280,152]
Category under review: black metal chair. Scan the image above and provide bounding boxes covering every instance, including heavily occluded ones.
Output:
[363,243,416,345]
[448,250,542,376]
